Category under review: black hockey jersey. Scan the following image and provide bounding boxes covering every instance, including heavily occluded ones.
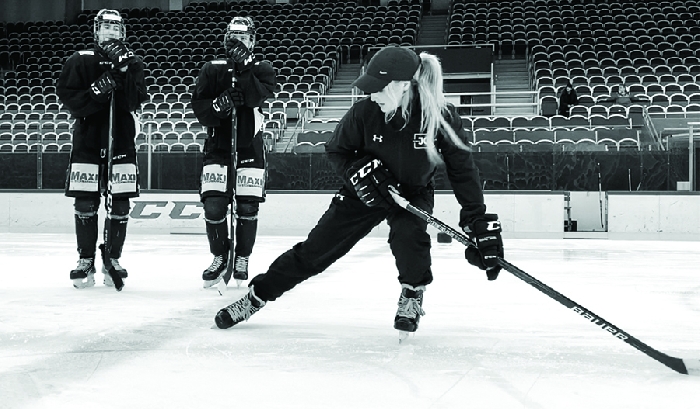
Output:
[191,58,275,163]
[56,48,147,163]
[326,96,487,227]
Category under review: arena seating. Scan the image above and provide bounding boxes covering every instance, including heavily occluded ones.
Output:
[0,0,421,153]
[1,0,693,154]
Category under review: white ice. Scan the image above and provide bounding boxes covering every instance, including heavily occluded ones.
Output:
[1,232,699,409]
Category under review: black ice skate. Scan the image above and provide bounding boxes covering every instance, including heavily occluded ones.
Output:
[70,258,96,289]
[394,284,426,343]
[214,286,265,329]
[232,255,249,286]
[103,258,128,287]
[203,254,227,288]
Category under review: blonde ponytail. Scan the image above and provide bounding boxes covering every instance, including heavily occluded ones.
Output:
[414,52,470,163]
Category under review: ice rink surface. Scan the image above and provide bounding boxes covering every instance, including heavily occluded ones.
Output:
[1,232,699,409]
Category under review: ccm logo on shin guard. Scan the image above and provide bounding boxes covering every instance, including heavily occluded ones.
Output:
[571,306,629,340]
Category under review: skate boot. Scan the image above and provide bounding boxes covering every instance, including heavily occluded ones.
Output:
[394,284,426,342]
[103,258,128,287]
[202,254,227,288]
[70,258,96,289]
[215,286,266,329]
[232,255,249,286]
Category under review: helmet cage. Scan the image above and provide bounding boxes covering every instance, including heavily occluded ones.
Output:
[224,17,255,49]
[94,9,126,45]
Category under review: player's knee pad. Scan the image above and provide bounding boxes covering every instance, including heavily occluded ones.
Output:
[204,196,229,224]
[74,197,99,218]
[235,201,259,221]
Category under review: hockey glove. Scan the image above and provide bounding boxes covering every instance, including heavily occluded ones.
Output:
[110,70,125,90]
[89,71,118,102]
[226,38,254,71]
[212,88,243,118]
[102,39,135,70]
[463,213,504,280]
[348,157,398,209]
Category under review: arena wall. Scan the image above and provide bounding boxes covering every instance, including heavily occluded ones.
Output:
[2,190,699,239]
[0,190,565,238]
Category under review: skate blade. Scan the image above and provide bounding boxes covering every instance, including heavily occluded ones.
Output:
[72,277,95,289]
[203,277,223,289]
[217,279,227,296]
[398,331,410,343]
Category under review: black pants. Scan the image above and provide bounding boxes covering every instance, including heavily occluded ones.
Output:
[250,187,434,302]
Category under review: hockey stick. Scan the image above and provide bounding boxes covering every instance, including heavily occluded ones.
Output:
[597,162,604,229]
[99,95,124,292]
[218,72,238,295]
[388,188,699,375]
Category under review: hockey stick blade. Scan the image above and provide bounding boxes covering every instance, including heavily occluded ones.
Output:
[107,266,124,292]
[218,242,235,296]
[99,244,124,292]
[389,188,698,375]
[216,261,231,296]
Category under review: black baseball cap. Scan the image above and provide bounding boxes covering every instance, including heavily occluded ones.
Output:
[352,46,421,93]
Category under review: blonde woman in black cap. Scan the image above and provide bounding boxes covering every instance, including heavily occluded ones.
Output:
[213,46,504,340]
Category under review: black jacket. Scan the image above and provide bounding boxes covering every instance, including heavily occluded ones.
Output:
[56,48,147,163]
[326,97,486,227]
[190,58,275,164]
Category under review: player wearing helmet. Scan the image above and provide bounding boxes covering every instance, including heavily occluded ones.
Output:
[57,9,148,289]
[191,17,276,289]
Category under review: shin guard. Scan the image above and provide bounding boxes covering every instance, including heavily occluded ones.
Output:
[74,211,98,259]
[206,220,229,256]
[234,217,257,257]
[105,215,128,259]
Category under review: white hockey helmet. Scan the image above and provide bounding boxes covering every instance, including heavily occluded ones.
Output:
[94,9,126,46]
[224,16,256,51]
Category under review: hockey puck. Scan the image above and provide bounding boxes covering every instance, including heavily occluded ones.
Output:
[437,232,452,243]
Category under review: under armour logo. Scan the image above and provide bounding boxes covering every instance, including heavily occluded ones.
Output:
[373,134,383,143]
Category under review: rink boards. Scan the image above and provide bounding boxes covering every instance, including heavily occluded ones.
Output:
[0,190,699,240]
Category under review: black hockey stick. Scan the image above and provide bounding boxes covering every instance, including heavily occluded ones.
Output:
[218,71,238,295]
[99,95,124,292]
[597,162,604,229]
[388,188,699,375]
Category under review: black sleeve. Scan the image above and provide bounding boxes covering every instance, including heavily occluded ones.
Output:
[325,105,367,182]
[237,61,276,107]
[437,105,487,227]
[119,56,148,112]
[56,52,108,118]
[191,62,223,128]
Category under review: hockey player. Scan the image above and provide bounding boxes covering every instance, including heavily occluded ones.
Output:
[214,46,505,337]
[191,17,275,288]
[57,9,147,289]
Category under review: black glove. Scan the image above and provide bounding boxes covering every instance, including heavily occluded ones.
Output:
[348,157,398,209]
[463,213,504,280]
[226,38,254,71]
[110,70,125,90]
[212,88,244,118]
[89,71,118,101]
[101,39,135,70]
